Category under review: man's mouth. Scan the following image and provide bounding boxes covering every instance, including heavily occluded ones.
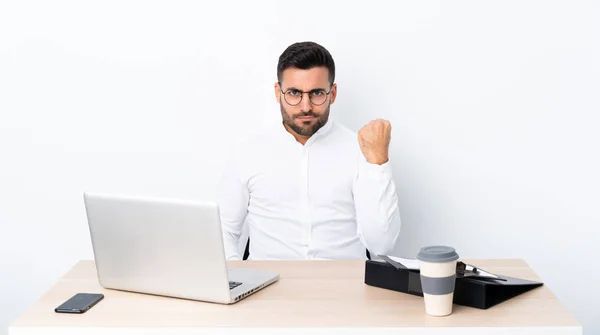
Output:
[296,113,317,121]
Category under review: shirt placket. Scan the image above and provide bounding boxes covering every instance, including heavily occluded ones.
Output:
[300,143,313,259]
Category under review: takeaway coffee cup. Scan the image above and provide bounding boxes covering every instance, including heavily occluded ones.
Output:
[416,246,460,316]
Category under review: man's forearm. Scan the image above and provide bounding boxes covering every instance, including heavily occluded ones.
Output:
[222,228,242,260]
[354,161,402,256]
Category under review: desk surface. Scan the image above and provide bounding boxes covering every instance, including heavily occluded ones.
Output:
[9,259,581,335]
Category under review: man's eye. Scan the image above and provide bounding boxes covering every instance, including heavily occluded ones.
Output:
[311,90,325,96]
[287,90,300,96]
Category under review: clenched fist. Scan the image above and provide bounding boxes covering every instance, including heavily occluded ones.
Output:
[358,119,391,165]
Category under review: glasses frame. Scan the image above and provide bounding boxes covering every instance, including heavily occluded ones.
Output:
[279,84,333,106]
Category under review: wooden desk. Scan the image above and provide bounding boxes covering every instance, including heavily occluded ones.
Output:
[9,259,581,334]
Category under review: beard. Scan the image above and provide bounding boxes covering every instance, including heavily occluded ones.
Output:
[280,103,330,137]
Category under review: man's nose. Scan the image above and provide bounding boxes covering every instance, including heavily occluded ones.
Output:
[300,92,312,111]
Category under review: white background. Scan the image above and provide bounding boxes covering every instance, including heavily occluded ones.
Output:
[1,0,599,333]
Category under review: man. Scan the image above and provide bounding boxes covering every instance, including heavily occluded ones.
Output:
[218,41,401,260]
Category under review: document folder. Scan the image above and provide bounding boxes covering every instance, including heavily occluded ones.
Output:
[364,259,543,309]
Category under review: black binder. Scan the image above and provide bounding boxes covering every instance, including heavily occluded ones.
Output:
[364,260,543,309]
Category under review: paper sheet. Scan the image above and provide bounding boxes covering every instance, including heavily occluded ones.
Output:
[378,255,421,270]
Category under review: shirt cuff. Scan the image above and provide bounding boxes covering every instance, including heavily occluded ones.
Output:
[360,159,394,181]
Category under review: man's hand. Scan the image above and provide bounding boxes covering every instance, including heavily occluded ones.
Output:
[358,119,392,165]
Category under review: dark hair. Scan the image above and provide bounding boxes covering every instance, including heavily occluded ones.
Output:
[277,41,335,86]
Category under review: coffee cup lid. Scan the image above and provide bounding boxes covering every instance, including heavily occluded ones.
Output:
[417,246,459,263]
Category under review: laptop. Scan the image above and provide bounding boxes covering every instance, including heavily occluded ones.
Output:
[83,192,279,304]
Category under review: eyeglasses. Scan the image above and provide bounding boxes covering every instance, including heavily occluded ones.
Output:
[279,86,332,106]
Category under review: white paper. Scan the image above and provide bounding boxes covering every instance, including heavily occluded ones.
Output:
[386,256,420,270]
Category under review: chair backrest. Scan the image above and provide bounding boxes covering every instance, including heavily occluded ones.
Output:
[243,237,251,260]
[242,238,370,260]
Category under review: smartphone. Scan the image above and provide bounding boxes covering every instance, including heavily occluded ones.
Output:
[54,293,104,314]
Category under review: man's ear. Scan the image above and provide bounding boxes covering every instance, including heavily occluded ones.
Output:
[274,82,281,102]
[329,83,338,104]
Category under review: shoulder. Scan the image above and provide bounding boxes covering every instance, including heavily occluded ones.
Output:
[328,121,361,152]
[331,121,357,139]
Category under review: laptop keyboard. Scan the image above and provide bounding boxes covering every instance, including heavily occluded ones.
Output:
[229,281,242,290]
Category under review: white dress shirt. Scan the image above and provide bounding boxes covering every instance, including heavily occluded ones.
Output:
[218,119,402,260]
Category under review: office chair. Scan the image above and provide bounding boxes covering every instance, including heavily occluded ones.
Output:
[242,238,371,260]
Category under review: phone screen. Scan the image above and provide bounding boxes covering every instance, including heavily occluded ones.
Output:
[54,293,104,313]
